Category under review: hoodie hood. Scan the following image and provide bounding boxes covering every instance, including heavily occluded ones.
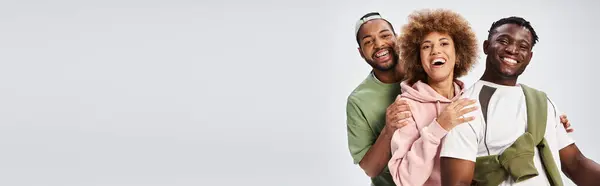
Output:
[400,80,465,103]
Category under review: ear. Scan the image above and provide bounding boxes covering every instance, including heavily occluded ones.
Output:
[527,51,533,62]
[483,40,490,55]
[358,47,365,59]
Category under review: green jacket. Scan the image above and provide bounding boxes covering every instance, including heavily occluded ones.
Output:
[472,84,563,186]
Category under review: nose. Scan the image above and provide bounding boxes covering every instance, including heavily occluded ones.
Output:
[374,38,387,49]
[430,45,442,56]
[504,44,517,54]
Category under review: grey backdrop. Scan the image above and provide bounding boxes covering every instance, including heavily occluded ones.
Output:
[0,0,597,185]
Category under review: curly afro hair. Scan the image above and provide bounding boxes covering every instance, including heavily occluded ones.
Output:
[397,9,479,85]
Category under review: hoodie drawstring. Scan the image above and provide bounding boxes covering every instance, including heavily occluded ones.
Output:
[435,100,441,116]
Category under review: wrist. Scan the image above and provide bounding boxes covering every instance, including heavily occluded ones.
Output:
[381,126,395,138]
[436,118,451,131]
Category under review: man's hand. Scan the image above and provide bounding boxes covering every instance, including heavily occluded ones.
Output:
[385,96,412,133]
[436,98,478,131]
[560,114,574,133]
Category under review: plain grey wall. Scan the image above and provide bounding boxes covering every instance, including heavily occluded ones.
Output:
[0,0,597,185]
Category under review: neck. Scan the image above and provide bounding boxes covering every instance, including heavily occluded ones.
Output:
[373,69,403,84]
[428,77,455,99]
[480,67,518,86]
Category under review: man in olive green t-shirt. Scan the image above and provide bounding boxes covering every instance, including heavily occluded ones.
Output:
[346,12,412,186]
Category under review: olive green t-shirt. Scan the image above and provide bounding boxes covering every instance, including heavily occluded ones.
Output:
[346,72,401,186]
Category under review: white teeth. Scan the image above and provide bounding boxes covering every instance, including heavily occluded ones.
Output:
[376,50,389,58]
[503,57,517,64]
[431,58,446,65]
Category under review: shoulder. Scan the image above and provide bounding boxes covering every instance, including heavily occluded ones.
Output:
[346,86,377,111]
[518,83,558,116]
[545,96,561,129]
[546,97,559,117]
[347,75,389,102]
[395,94,419,111]
[462,114,485,138]
[518,84,562,129]
[346,93,363,115]
[347,76,372,105]
[519,83,551,99]
[459,81,483,99]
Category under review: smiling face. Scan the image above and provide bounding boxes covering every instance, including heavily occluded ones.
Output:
[484,23,534,78]
[420,32,457,83]
[357,19,397,71]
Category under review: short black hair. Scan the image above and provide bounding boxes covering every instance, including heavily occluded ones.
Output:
[356,12,396,47]
[487,16,539,47]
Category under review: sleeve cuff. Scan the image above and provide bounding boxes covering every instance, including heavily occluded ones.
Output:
[559,140,576,150]
[430,119,449,138]
[439,154,476,162]
[423,119,449,144]
[352,148,369,164]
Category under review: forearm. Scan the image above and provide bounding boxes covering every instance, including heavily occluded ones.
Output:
[564,154,600,185]
[359,127,394,178]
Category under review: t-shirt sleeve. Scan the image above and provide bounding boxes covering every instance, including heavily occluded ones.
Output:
[346,97,375,164]
[547,99,575,150]
[439,102,482,162]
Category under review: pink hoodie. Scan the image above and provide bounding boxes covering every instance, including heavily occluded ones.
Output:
[388,80,465,186]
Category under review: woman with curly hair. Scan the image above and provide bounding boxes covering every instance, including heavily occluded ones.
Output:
[386,9,480,186]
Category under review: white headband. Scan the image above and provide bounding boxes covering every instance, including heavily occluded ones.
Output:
[355,12,388,36]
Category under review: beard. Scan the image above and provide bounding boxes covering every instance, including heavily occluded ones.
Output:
[367,49,398,71]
